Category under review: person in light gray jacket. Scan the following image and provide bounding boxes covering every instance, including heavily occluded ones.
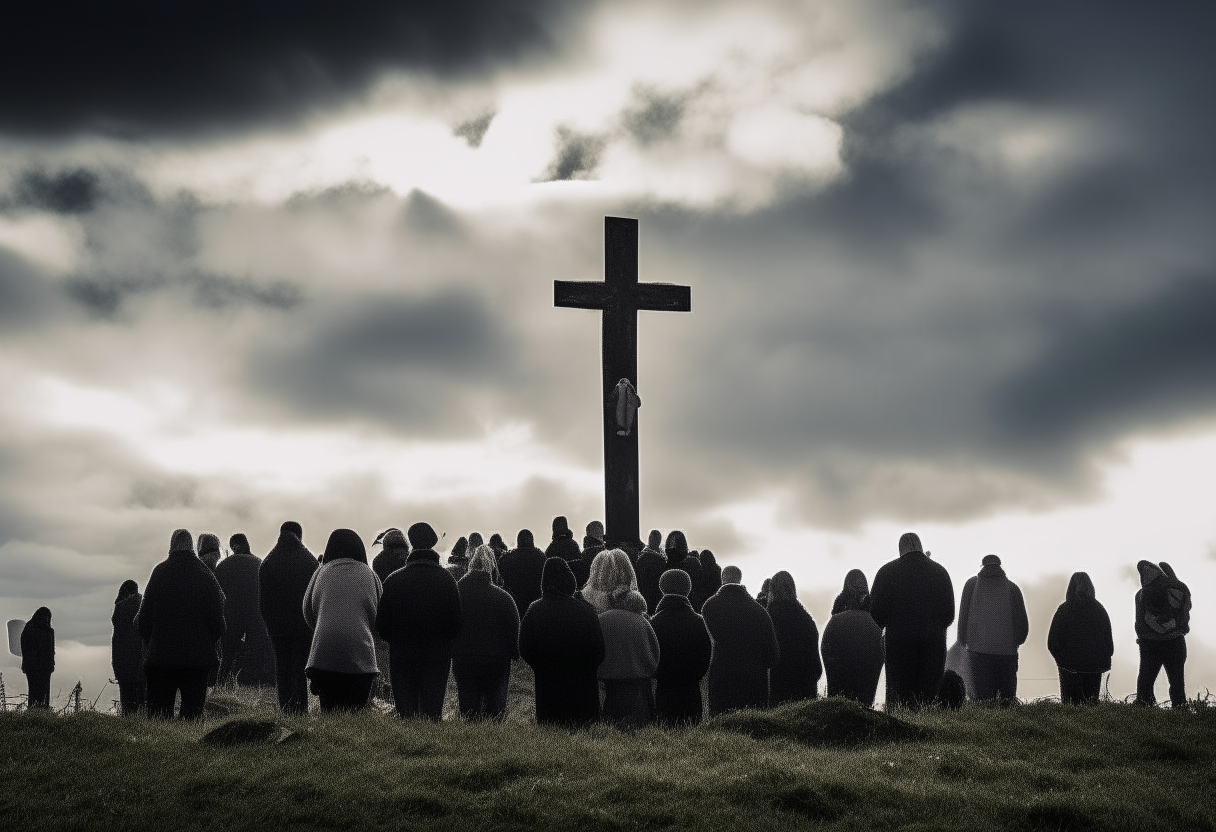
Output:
[594,549,659,727]
[958,554,1029,701]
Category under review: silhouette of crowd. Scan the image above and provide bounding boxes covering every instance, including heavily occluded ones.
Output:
[16,521,1194,719]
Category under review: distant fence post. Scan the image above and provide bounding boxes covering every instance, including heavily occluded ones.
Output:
[71,681,82,714]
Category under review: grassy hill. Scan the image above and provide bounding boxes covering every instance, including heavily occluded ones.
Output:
[1,682,1214,831]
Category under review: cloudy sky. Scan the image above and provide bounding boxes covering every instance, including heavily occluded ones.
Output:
[2,0,1213,707]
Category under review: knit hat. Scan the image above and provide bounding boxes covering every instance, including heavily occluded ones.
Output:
[381,528,409,551]
[586,520,605,543]
[197,533,221,555]
[552,515,571,536]
[541,557,576,596]
[898,532,923,555]
[408,522,439,550]
[323,528,367,564]
[658,568,692,597]
[229,533,251,555]
[664,530,689,564]
[517,528,534,547]
[721,565,742,584]
[1137,560,1162,587]
[280,521,303,540]
[769,571,797,603]
[169,528,194,554]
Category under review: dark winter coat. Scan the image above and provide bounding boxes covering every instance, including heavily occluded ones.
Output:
[766,598,822,705]
[544,529,582,564]
[820,609,884,704]
[500,537,547,618]
[702,584,779,713]
[870,550,955,640]
[138,551,227,668]
[112,592,144,680]
[1134,561,1191,642]
[958,563,1029,656]
[650,594,712,688]
[372,546,409,584]
[453,570,520,661]
[1047,573,1114,674]
[666,555,704,612]
[259,530,319,642]
[20,609,54,676]
[635,549,667,615]
[694,551,722,612]
[214,551,276,684]
[376,549,462,664]
[519,559,605,726]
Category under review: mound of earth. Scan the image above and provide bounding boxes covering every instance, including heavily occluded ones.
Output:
[201,719,295,747]
[707,697,927,748]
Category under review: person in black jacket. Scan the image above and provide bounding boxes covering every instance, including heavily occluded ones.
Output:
[137,529,226,719]
[1134,560,1191,708]
[21,607,55,709]
[766,571,822,705]
[111,581,145,715]
[500,529,546,617]
[453,546,520,720]
[702,566,779,715]
[259,521,318,714]
[694,548,721,613]
[822,572,884,705]
[519,558,605,727]
[869,532,955,710]
[1046,572,1113,705]
[651,569,712,725]
[198,533,221,571]
[372,528,409,583]
[635,535,667,615]
[664,531,704,612]
[544,515,582,568]
[376,522,462,720]
[214,533,275,687]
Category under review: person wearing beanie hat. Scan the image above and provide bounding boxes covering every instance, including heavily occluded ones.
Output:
[20,607,55,708]
[452,546,519,720]
[137,528,227,719]
[112,579,146,715]
[376,522,462,720]
[870,532,955,709]
[259,521,318,714]
[702,566,779,716]
[302,529,382,712]
[519,558,605,727]
[499,529,547,619]
[594,549,659,728]
[766,571,823,706]
[198,533,221,571]
[822,570,884,706]
[651,569,712,725]
[1047,572,1114,705]
[544,515,582,569]
[1134,560,1191,707]
[958,554,1029,701]
[214,531,275,688]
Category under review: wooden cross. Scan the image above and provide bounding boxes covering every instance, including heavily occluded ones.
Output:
[555,217,691,548]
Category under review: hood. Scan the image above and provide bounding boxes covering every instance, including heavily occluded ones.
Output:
[197,533,221,555]
[1137,560,1163,587]
[229,533,252,555]
[517,529,534,548]
[699,548,717,567]
[323,528,367,564]
[586,520,605,544]
[449,537,469,563]
[1066,572,1096,603]
[381,528,409,552]
[31,606,52,627]
[280,521,303,541]
[647,529,662,549]
[769,571,797,604]
[489,533,508,552]
[898,532,923,556]
[551,515,572,539]
[664,530,689,565]
[541,557,577,597]
[169,528,194,554]
[115,580,139,604]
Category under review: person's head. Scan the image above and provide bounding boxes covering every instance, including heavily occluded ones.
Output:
[588,549,637,595]
[981,554,1001,569]
[769,571,797,604]
[700,548,717,566]
[648,529,662,549]
[407,522,439,551]
[468,532,484,549]
[197,533,221,555]
[381,528,409,551]
[280,521,303,541]
[517,528,534,548]
[449,536,469,562]
[323,528,367,564]
[32,606,51,626]
[1136,560,1162,588]
[552,515,571,537]
[541,557,576,597]
[489,533,507,552]
[468,545,499,582]
[898,532,923,555]
[721,565,742,585]
[664,530,689,563]
[169,528,194,554]
[116,579,139,603]
[586,521,605,544]
[835,569,871,613]
[229,533,251,555]
[658,568,692,598]
[1067,572,1096,602]
[842,569,868,595]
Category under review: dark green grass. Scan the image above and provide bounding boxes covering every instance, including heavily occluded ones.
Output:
[2,687,1214,831]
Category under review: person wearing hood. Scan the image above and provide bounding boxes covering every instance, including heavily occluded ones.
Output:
[111,580,146,715]
[822,570,884,706]
[544,515,582,565]
[590,549,658,727]
[694,549,722,613]
[138,529,226,719]
[756,577,772,608]
[488,533,510,561]
[765,571,822,705]
[576,521,607,589]
[519,558,606,727]
[372,528,409,584]
[635,530,667,615]
[214,533,275,688]
[870,532,955,709]
[198,533,222,571]
[259,521,319,714]
[702,566,780,715]
[303,529,382,712]
[452,546,519,720]
[957,555,1029,701]
[1047,572,1114,705]
[376,522,462,720]
[651,569,712,725]
[21,607,55,709]
[500,529,547,617]
[447,537,470,582]
[1134,560,1191,708]
[664,531,704,612]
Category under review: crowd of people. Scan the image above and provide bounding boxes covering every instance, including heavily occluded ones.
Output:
[16,523,1194,722]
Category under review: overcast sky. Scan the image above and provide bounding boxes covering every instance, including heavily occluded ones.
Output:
[2,0,1213,708]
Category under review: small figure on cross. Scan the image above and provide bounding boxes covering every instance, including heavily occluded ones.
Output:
[613,378,641,436]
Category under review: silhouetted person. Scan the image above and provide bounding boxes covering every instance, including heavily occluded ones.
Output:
[592,549,658,728]
[259,521,318,714]
[756,577,772,608]
[545,515,581,569]
[1047,572,1113,705]
[694,548,721,612]
[453,547,519,720]
[822,571,883,706]
[651,569,712,726]
[376,522,462,720]
[664,531,704,612]
[635,532,667,615]
[488,533,509,561]
[21,607,54,709]
[214,533,275,687]
[702,566,779,715]
[519,558,605,727]
[111,580,145,715]
[870,532,954,710]
[303,529,382,712]
[500,529,546,618]
[575,520,606,589]
[372,528,409,583]
[958,554,1028,701]
[766,571,822,705]
[1134,560,1191,708]
[447,536,470,582]
[198,533,221,571]
[138,529,226,719]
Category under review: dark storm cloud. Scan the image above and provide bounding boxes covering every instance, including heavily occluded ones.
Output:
[9,169,101,214]
[621,86,689,146]
[0,1,595,135]
[453,110,497,149]
[538,127,607,181]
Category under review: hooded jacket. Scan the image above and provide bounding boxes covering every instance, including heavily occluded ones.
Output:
[376,548,463,664]
[544,518,582,564]
[702,583,779,711]
[635,547,668,615]
[766,578,822,704]
[138,548,227,668]
[664,531,704,611]
[650,593,712,688]
[112,584,144,679]
[500,529,547,617]
[958,560,1029,656]
[259,528,319,642]
[372,530,410,584]
[1047,572,1114,673]
[453,569,519,661]
[1134,561,1191,642]
[302,529,382,674]
[21,607,54,676]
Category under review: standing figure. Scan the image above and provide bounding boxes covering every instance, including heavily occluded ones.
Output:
[650,569,712,726]
[452,547,519,720]
[702,566,779,715]
[370,527,409,701]
[302,529,382,712]
[198,533,221,571]
[21,607,55,709]
[259,521,318,714]
[499,529,546,618]
[765,571,822,705]
[137,529,226,719]
[576,521,607,589]
[821,570,884,706]
[635,531,667,615]
[447,537,470,582]
[214,533,275,687]
[488,534,510,562]
[958,555,1028,701]
[694,548,721,613]
[1134,560,1191,708]
[519,558,605,727]
[591,550,658,728]
[111,580,146,715]
[1046,572,1113,705]
[664,531,703,612]
[544,516,582,565]
[376,522,462,720]
[870,532,955,710]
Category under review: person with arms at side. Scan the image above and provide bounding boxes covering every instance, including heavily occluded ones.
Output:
[259,521,318,714]
[702,565,779,715]
[664,531,703,612]
[544,515,582,575]
[111,580,146,715]
[635,530,667,615]
[821,570,884,706]
[651,569,712,725]
[214,532,275,687]
[452,546,518,720]
[1047,572,1113,705]
[499,528,546,619]
[766,571,822,705]
[21,607,55,709]
[694,548,721,613]
[592,549,659,728]
[958,554,1029,701]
